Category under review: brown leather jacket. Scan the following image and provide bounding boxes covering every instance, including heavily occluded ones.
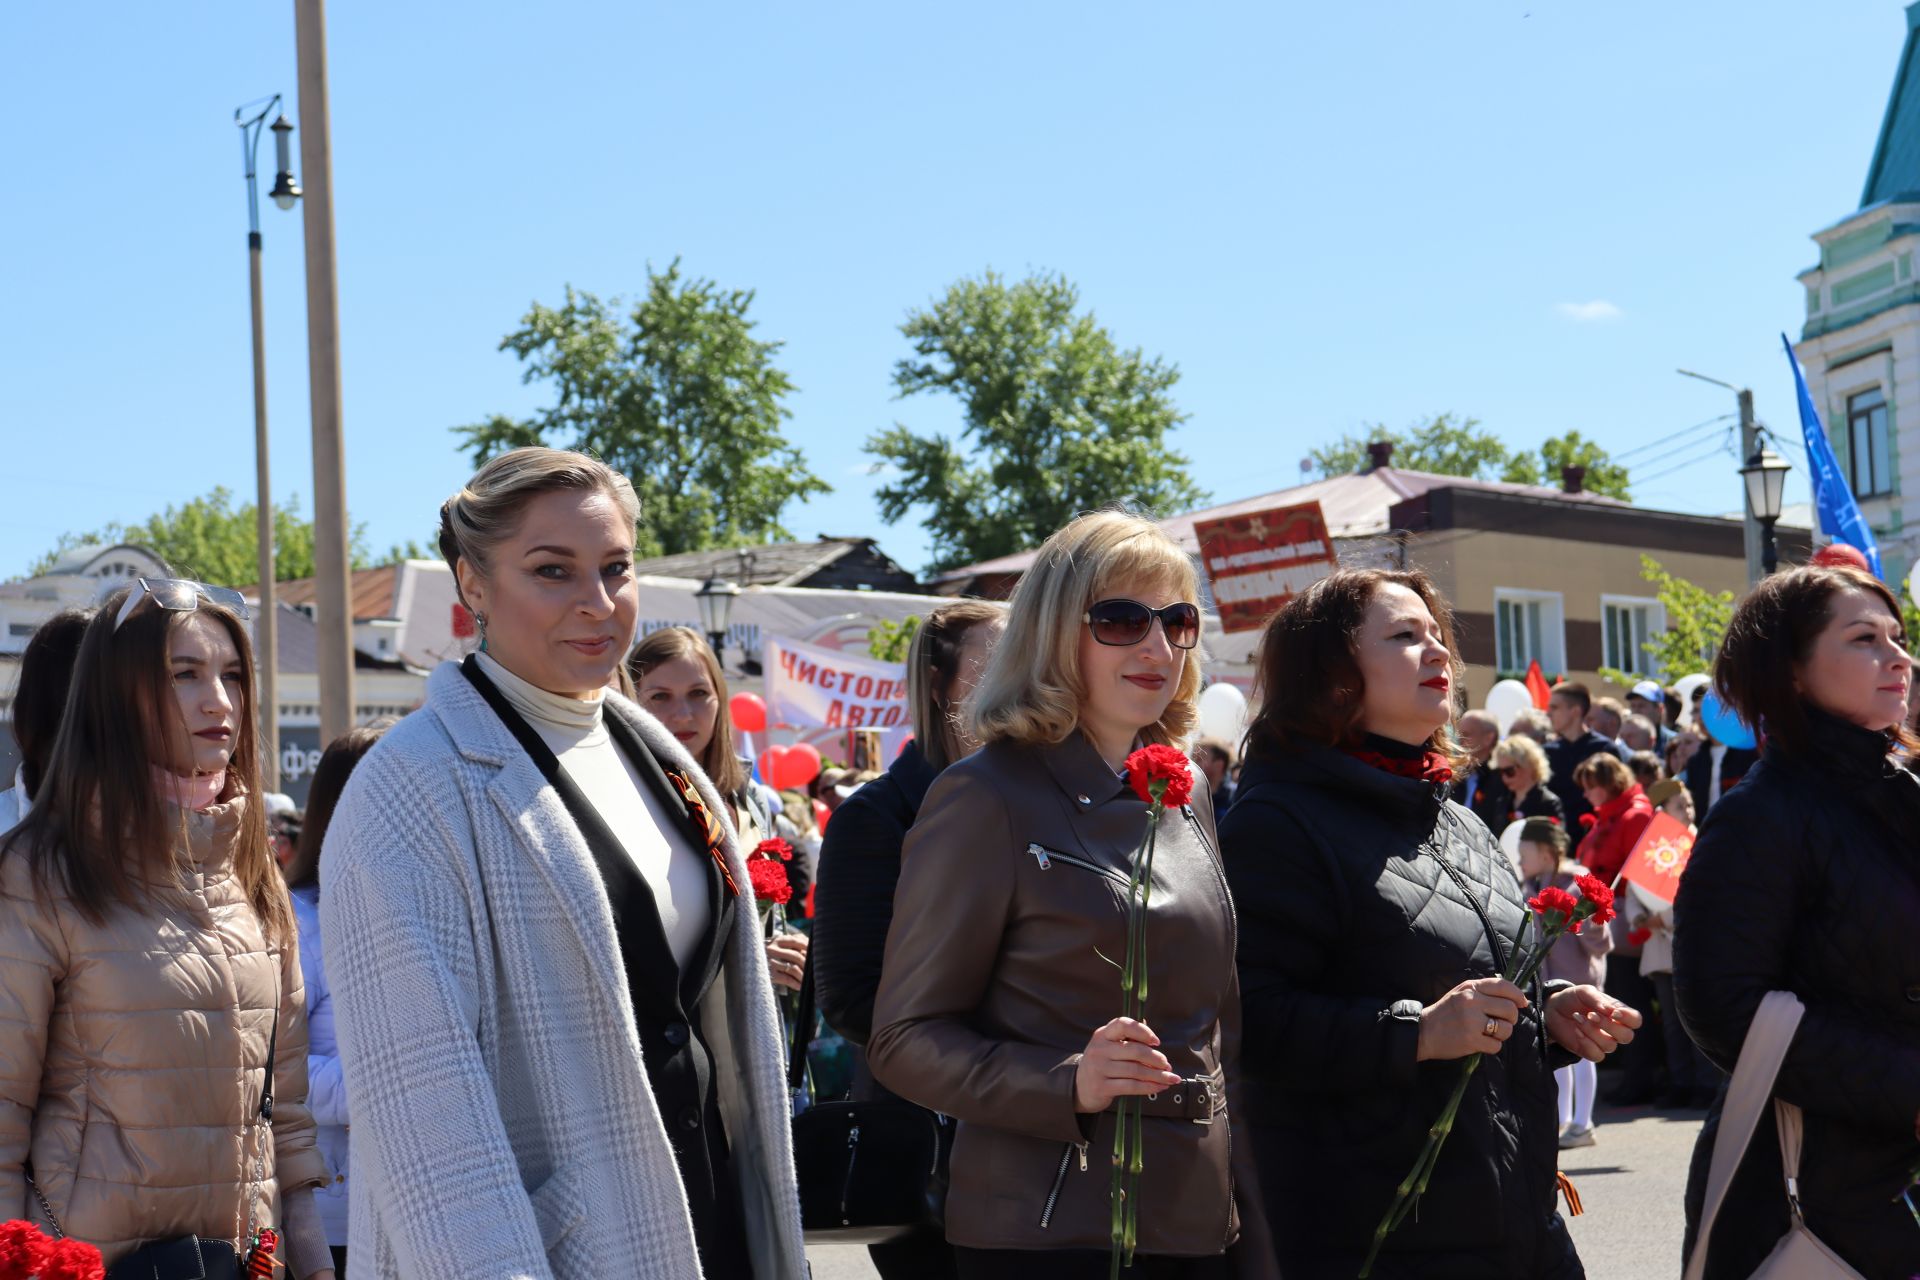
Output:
[869,733,1247,1257]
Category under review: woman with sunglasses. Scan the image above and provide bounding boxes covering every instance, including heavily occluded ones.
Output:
[869,510,1262,1279]
[1491,735,1563,829]
[0,581,335,1279]
[1217,569,1638,1279]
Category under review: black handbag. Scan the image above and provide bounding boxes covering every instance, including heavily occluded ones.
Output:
[787,960,953,1244]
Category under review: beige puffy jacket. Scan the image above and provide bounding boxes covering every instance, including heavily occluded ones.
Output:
[0,796,327,1264]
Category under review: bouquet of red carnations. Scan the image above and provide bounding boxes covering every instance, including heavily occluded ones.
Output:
[0,1221,104,1280]
[1357,873,1616,1278]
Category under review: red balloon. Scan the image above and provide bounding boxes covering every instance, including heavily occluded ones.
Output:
[1810,543,1871,571]
[730,692,768,734]
[812,798,832,833]
[786,742,823,788]
[894,734,914,761]
[758,745,790,787]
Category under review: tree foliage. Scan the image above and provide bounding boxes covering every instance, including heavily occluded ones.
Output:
[1312,416,1632,500]
[27,487,376,585]
[865,270,1207,572]
[452,262,831,559]
[866,615,920,663]
[1597,554,1733,687]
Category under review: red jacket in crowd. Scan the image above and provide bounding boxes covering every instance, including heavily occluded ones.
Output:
[1577,783,1654,886]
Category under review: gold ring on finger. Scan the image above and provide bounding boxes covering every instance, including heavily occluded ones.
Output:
[1485,1018,1499,1039]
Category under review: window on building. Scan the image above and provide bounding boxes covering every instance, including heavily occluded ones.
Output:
[1848,387,1893,498]
[1493,589,1565,675]
[7,624,35,637]
[1601,596,1665,677]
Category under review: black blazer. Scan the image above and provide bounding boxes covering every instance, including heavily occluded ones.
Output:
[1683,742,1759,821]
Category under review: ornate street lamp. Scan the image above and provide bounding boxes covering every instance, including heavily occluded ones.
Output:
[695,575,741,659]
[1740,446,1791,576]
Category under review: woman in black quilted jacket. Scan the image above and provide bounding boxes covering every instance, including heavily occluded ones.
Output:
[1675,564,1920,1279]
[1217,569,1640,1279]
[810,599,1003,1280]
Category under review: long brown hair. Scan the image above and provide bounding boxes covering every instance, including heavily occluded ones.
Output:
[11,607,92,801]
[1244,567,1470,772]
[284,723,390,893]
[1714,563,1919,758]
[0,592,291,944]
[907,600,1007,771]
[628,626,749,799]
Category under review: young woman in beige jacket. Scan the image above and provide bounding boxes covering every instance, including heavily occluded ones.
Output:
[0,581,332,1279]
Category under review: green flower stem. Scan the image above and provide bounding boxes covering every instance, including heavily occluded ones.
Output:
[1356,914,1576,1279]
[1110,787,1167,1277]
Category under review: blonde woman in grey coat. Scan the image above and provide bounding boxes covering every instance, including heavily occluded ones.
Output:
[321,449,803,1279]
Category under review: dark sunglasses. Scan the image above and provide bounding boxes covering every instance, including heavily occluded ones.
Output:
[1083,598,1202,650]
[114,577,251,631]
[1498,766,1521,778]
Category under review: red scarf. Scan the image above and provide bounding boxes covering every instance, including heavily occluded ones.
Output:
[1343,746,1454,787]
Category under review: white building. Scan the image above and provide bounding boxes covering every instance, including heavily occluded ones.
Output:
[1792,1,1920,586]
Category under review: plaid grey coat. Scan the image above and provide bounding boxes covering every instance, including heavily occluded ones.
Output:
[320,663,806,1278]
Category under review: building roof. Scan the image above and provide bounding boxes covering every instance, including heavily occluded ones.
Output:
[931,467,1631,585]
[1863,3,1920,208]
[264,564,401,621]
[629,538,914,588]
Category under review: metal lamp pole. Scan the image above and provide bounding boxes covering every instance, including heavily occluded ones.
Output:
[235,95,301,789]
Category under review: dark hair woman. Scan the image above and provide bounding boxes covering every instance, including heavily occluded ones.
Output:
[319,447,802,1279]
[0,582,333,1278]
[284,723,389,1275]
[0,607,93,830]
[811,598,1004,1280]
[869,511,1258,1279]
[1675,564,1920,1278]
[630,625,811,996]
[1217,568,1640,1278]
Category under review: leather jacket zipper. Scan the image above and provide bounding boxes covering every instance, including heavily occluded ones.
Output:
[1038,1140,1089,1228]
[839,1124,861,1226]
[1027,843,1131,890]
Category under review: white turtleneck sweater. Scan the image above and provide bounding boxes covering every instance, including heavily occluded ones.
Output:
[477,653,712,969]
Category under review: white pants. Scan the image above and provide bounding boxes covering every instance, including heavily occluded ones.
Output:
[1556,1058,1597,1130]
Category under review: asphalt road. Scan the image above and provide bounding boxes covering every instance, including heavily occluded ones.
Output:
[807,1103,1707,1280]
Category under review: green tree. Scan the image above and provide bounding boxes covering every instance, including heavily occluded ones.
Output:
[866,270,1207,572]
[1310,413,1514,480]
[452,262,831,558]
[866,615,921,663]
[1501,430,1632,499]
[28,488,375,585]
[1597,554,1733,687]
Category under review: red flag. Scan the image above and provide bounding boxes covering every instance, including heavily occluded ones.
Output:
[1524,660,1552,710]
[1617,811,1694,906]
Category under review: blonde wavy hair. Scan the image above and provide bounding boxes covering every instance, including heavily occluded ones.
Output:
[1492,734,1552,785]
[968,509,1204,749]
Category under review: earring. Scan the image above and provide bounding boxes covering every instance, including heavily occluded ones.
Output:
[474,611,489,653]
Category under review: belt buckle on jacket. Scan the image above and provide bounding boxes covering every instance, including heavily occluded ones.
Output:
[1175,1075,1216,1125]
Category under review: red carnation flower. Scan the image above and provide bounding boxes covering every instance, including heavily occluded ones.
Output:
[752,837,795,863]
[1126,744,1195,809]
[37,1237,105,1280]
[747,858,792,906]
[0,1220,51,1280]
[1574,872,1616,927]
[1627,927,1652,948]
[1578,813,1597,830]
[1528,885,1583,933]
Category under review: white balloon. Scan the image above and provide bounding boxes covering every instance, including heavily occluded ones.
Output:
[1483,679,1534,734]
[1499,819,1528,877]
[1197,681,1250,748]
[1908,565,1920,614]
[1673,673,1711,701]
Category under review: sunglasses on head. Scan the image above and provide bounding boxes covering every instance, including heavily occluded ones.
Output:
[114,577,252,632]
[1082,598,1201,650]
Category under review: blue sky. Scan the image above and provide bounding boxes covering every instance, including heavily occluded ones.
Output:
[1,2,1907,580]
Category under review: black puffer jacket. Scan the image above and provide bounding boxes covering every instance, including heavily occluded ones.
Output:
[1219,740,1582,1280]
[811,740,939,1047]
[1674,708,1920,1280]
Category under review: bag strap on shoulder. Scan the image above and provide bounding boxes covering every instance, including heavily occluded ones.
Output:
[1682,990,1806,1280]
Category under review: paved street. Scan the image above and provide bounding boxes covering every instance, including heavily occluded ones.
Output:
[808,1103,1705,1280]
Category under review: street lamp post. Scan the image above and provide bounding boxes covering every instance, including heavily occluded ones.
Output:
[695,575,741,661]
[235,95,300,789]
[1741,447,1791,576]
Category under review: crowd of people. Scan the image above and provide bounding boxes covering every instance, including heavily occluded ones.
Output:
[0,444,1915,1279]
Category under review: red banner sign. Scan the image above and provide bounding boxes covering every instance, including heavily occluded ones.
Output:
[1617,811,1695,906]
[1193,502,1338,633]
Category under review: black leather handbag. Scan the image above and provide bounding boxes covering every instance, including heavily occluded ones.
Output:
[787,961,953,1244]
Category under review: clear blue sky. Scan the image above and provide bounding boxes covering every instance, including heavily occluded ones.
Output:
[1,2,1906,580]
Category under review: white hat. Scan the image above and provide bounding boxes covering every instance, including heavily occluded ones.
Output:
[1629,680,1664,704]
[264,792,298,817]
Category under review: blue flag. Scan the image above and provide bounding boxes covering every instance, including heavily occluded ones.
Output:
[1782,333,1883,578]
